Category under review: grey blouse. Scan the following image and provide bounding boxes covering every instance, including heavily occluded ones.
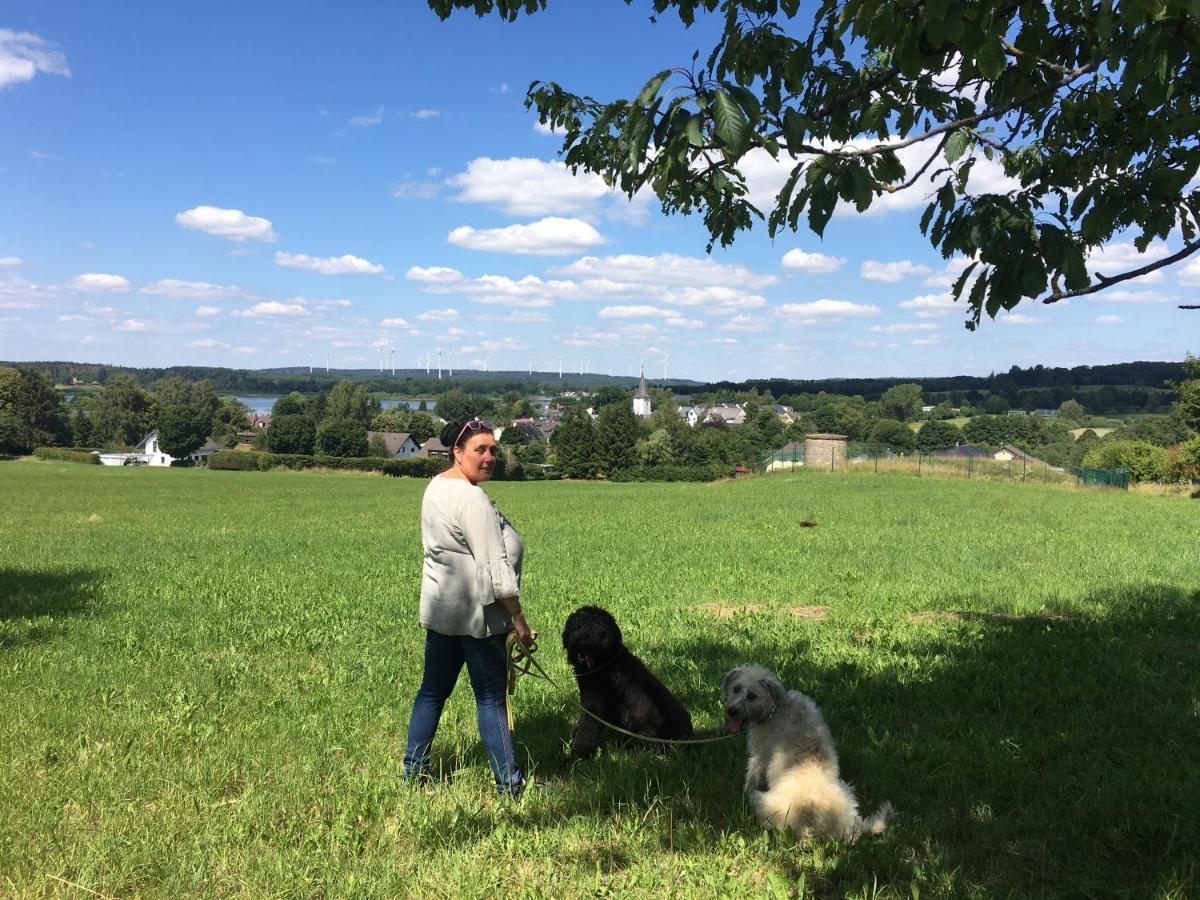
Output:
[419,475,523,638]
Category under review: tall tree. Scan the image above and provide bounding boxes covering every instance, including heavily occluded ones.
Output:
[1176,354,1200,431]
[325,379,375,426]
[596,401,642,473]
[94,374,154,447]
[267,414,316,455]
[551,407,599,478]
[431,0,1200,322]
[156,404,210,460]
[0,367,67,454]
[880,383,924,422]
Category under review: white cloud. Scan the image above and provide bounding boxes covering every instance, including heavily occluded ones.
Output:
[665,316,705,329]
[195,306,222,316]
[231,346,256,354]
[176,206,277,242]
[923,257,976,289]
[233,300,308,317]
[709,337,739,346]
[870,322,939,334]
[554,253,777,290]
[999,313,1040,325]
[779,299,880,319]
[781,249,845,274]
[1096,315,1123,325]
[411,109,440,120]
[1091,288,1174,305]
[446,157,611,216]
[503,310,551,323]
[861,260,933,282]
[448,217,606,255]
[1177,256,1200,287]
[533,119,561,135]
[0,256,21,268]
[348,106,384,128]
[659,285,766,312]
[492,82,510,94]
[0,30,70,89]
[406,265,464,286]
[314,298,352,309]
[57,314,84,322]
[30,149,63,161]
[188,338,230,350]
[116,319,148,331]
[899,293,959,318]
[141,278,249,300]
[417,308,460,321]
[1086,240,1168,283]
[721,314,770,332]
[274,251,384,275]
[391,179,441,200]
[599,305,672,319]
[381,317,411,328]
[69,273,131,292]
[912,336,943,347]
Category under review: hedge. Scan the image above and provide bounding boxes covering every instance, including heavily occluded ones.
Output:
[607,463,734,482]
[208,450,262,471]
[33,447,99,465]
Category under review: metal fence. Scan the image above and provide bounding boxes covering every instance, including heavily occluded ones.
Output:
[762,445,1130,490]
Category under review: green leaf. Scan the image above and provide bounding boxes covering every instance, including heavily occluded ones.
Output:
[976,40,1007,80]
[686,115,705,148]
[635,69,672,107]
[712,90,750,157]
[944,130,972,163]
[782,107,807,151]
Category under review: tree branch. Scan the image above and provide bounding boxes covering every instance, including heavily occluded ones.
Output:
[1041,240,1200,304]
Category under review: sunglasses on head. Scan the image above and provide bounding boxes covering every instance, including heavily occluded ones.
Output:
[453,418,492,446]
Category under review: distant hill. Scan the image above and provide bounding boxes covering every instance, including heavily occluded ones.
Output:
[1,360,699,396]
[2,358,1185,415]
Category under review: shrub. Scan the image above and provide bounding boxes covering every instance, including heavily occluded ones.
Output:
[208,450,262,471]
[381,457,446,478]
[1082,440,1169,482]
[267,414,315,455]
[257,452,315,471]
[607,463,733,482]
[33,447,99,464]
[316,418,368,458]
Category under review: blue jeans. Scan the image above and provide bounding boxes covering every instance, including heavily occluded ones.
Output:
[403,629,523,794]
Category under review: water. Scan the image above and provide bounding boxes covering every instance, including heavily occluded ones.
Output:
[235,396,435,415]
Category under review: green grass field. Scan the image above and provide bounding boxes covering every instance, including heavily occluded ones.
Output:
[3,462,1198,898]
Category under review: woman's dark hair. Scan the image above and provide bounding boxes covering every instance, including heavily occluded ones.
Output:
[440,418,492,449]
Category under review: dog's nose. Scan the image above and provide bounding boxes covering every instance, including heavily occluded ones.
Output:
[725,705,737,717]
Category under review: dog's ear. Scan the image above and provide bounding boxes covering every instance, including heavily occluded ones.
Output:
[758,674,785,706]
[720,665,745,700]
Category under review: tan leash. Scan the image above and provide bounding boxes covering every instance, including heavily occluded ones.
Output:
[505,631,737,746]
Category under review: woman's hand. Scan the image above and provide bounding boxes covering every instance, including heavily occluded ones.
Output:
[512,611,533,647]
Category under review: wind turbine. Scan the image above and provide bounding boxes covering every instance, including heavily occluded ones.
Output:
[662,352,671,383]
[378,347,385,373]
[389,347,396,376]
[436,348,443,380]
[308,351,313,374]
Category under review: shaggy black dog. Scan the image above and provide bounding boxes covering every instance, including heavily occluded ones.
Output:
[561,605,694,760]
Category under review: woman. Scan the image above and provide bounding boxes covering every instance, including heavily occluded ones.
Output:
[403,417,533,796]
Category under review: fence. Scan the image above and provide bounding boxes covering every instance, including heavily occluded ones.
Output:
[762,444,1130,490]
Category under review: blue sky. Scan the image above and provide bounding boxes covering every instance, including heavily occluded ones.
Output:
[1,1,1195,383]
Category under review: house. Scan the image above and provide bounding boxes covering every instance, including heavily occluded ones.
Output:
[705,404,746,426]
[367,431,420,458]
[933,444,991,459]
[417,437,451,461]
[770,404,797,425]
[109,430,224,467]
[678,405,705,428]
[249,414,271,429]
[993,443,1044,465]
[504,418,547,443]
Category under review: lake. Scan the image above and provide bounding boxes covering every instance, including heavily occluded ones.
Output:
[236,396,436,415]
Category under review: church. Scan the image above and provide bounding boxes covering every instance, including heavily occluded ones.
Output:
[632,366,652,418]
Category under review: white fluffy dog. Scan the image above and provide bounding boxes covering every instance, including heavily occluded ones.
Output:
[721,663,893,841]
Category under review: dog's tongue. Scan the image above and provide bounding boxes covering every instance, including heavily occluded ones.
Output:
[725,716,743,734]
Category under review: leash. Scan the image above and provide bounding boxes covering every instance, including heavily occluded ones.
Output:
[505,631,737,746]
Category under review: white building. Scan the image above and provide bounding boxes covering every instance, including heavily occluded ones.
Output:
[98,430,223,467]
[632,367,652,418]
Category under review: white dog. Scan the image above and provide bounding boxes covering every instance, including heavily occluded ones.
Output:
[721,663,893,841]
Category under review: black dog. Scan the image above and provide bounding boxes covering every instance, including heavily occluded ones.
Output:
[561,605,694,760]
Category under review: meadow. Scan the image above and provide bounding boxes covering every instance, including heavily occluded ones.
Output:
[2,462,1198,898]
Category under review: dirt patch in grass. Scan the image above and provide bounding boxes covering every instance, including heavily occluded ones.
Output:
[908,610,1074,625]
[693,603,829,621]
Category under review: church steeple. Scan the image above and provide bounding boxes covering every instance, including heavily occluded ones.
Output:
[632,364,652,417]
